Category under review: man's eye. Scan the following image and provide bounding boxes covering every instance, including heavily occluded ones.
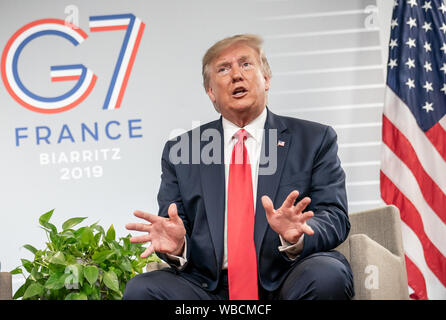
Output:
[218,67,229,73]
[242,62,252,68]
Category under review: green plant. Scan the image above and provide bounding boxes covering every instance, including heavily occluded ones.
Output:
[10,209,161,300]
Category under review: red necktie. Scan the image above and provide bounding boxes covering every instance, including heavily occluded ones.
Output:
[227,129,259,300]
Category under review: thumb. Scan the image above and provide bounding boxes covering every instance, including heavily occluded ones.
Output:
[261,195,275,216]
[168,203,181,222]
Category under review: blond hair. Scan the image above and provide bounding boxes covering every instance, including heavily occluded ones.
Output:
[202,34,272,91]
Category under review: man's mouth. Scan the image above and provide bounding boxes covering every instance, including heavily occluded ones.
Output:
[232,86,248,98]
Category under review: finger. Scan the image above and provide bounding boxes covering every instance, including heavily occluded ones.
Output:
[168,203,181,223]
[129,234,151,243]
[300,210,314,222]
[302,223,314,236]
[133,210,160,223]
[295,197,311,213]
[140,245,154,258]
[282,190,300,208]
[261,195,275,217]
[125,223,150,232]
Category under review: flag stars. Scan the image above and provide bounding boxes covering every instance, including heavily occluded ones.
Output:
[440,2,446,14]
[389,39,398,49]
[441,43,446,54]
[423,61,432,72]
[422,101,434,112]
[441,84,446,94]
[405,58,416,69]
[388,59,398,69]
[406,38,416,48]
[424,41,432,52]
[422,1,432,11]
[422,22,432,32]
[408,0,418,7]
[406,17,417,29]
[440,63,446,74]
[423,81,433,92]
[391,18,398,29]
[406,78,415,89]
[440,23,446,34]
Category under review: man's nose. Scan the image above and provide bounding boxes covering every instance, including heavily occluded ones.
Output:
[230,64,244,81]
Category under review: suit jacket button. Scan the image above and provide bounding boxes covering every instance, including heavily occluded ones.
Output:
[202,283,208,288]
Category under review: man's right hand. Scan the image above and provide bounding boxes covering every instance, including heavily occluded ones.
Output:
[125,203,186,258]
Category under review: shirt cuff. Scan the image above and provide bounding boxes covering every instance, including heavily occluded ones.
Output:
[164,236,188,269]
[278,234,304,260]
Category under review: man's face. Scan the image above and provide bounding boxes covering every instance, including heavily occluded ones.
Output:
[206,42,270,124]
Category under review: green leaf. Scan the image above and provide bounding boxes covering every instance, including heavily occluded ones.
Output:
[92,224,105,236]
[21,258,33,273]
[65,292,88,300]
[23,282,43,299]
[94,232,102,245]
[80,227,94,246]
[105,224,116,242]
[23,244,37,255]
[49,231,61,250]
[147,253,162,263]
[62,217,87,230]
[30,267,42,281]
[61,229,75,237]
[119,258,132,272]
[74,292,88,300]
[39,209,58,234]
[64,254,76,265]
[39,209,54,226]
[84,266,99,286]
[13,281,28,299]
[49,251,66,265]
[92,250,114,263]
[10,267,23,275]
[44,273,67,290]
[122,236,130,251]
[103,270,120,293]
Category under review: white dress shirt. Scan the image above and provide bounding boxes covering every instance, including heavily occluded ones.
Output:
[167,108,304,269]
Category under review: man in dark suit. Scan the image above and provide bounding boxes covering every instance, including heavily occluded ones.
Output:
[123,34,354,300]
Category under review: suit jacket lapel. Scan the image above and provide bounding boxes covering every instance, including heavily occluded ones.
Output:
[254,109,290,253]
[200,117,225,270]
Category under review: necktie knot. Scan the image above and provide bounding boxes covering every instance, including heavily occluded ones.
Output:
[234,129,249,143]
[232,129,250,165]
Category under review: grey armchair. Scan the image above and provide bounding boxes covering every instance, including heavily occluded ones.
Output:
[0,272,12,300]
[336,205,410,300]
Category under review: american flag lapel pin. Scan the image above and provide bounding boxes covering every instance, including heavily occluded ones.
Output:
[277,140,285,147]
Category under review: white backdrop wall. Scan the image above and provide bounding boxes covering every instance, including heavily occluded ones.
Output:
[0,0,393,292]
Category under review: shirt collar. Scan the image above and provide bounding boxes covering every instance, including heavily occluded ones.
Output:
[222,107,267,145]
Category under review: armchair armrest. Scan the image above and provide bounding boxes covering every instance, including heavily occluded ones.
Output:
[348,234,409,300]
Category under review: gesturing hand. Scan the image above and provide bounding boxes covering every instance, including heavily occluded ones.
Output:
[261,190,314,244]
[125,203,186,258]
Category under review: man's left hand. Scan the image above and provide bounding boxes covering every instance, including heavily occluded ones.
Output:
[261,190,314,244]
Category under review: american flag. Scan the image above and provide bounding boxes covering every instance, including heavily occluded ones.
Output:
[381,0,446,299]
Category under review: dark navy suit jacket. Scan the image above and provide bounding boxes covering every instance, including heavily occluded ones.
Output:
[156,108,350,292]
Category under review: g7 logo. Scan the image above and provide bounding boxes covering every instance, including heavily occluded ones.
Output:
[1,14,145,114]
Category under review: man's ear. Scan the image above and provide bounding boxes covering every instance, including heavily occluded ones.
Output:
[207,86,216,103]
[264,75,271,91]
